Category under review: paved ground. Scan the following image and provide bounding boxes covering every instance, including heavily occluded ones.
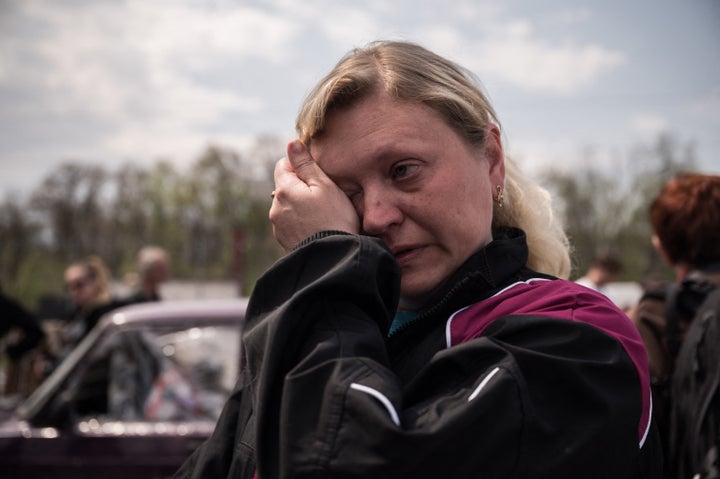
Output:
[112,280,242,301]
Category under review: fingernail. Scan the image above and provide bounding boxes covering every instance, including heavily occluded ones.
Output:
[290,141,305,155]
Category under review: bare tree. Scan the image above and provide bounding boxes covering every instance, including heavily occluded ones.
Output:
[30,162,109,262]
[0,195,40,287]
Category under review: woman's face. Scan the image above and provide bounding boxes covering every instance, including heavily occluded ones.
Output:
[311,90,505,302]
[64,265,98,308]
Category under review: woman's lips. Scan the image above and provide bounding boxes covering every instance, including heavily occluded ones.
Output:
[394,245,425,266]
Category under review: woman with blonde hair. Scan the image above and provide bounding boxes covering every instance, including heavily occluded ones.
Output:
[177,41,659,478]
[60,255,119,355]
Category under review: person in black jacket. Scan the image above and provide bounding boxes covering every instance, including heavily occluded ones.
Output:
[1,290,44,363]
[1,285,45,395]
[176,40,661,478]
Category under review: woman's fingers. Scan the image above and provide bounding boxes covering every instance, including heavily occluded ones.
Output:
[286,140,322,187]
[269,140,360,251]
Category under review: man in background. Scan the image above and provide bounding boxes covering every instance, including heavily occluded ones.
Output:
[125,246,170,303]
[575,254,623,296]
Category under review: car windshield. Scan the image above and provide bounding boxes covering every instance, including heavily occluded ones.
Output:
[71,324,239,423]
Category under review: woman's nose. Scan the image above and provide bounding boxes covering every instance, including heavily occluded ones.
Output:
[361,189,403,235]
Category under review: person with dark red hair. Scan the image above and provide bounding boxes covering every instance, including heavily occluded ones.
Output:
[648,173,720,277]
[630,172,720,477]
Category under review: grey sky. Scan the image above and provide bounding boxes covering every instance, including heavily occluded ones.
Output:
[1,0,718,198]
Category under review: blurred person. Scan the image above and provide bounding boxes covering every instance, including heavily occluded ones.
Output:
[125,246,170,303]
[59,256,124,359]
[575,254,624,296]
[1,283,45,396]
[629,173,720,478]
[176,40,659,478]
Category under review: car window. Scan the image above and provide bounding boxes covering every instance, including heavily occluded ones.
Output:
[71,324,239,423]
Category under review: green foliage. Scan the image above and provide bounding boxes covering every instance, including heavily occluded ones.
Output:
[10,251,67,309]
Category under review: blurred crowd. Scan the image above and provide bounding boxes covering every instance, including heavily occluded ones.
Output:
[1,245,170,398]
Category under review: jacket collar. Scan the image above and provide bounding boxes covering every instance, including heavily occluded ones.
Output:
[400,227,531,316]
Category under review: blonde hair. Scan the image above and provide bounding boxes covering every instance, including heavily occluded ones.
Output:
[297,40,570,278]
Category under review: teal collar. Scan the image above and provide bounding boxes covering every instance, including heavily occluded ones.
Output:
[388,310,420,337]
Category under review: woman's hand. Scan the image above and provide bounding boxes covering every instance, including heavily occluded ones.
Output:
[270,140,360,251]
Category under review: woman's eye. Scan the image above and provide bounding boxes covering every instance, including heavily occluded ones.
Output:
[391,163,418,179]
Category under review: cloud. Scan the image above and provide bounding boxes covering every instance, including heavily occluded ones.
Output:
[506,137,586,175]
[124,1,300,67]
[688,88,720,121]
[628,113,670,135]
[544,7,593,25]
[302,2,624,95]
[267,2,627,95]
[0,0,302,169]
[457,20,627,93]
[302,4,390,47]
[2,1,299,119]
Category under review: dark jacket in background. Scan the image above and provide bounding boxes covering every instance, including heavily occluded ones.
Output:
[630,265,720,478]
[1,293,45,360]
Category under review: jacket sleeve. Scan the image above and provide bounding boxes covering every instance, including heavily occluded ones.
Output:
[244,233,398,477]
[245,234,651,478]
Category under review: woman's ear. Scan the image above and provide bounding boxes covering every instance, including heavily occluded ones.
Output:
[652,234,689,279]
[651,234,672,266]
[486,124,505,186]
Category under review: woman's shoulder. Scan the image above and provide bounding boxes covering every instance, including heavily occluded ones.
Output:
[484,277,624,323]
[447,277,629,345]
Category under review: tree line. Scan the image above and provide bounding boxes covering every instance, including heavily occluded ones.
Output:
[1,137,285,309]
[0,133,697,310]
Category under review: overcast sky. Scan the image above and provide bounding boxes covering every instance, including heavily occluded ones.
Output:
[1,0,718,198]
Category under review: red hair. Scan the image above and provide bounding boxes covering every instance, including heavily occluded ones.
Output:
[650,173,720,267]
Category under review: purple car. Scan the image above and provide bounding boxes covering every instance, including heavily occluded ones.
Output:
[0,298,247,479]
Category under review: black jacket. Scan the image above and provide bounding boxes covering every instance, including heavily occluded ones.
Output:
[1,293,45,360]
[176,229,661,478]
